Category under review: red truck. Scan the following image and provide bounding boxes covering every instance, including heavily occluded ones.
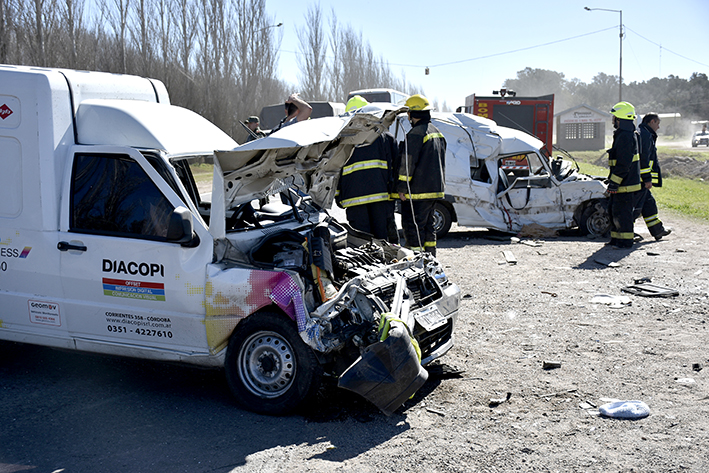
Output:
[460,92,554,156]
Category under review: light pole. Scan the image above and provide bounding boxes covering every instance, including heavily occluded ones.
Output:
[256,22,283,34]
[585,6,623,102]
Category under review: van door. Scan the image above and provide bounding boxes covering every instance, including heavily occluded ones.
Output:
[496,152,565,229]
[58,147,213,358]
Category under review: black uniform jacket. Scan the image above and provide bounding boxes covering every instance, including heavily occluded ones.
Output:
[638,122,663,187]
[608,119,642,193]
[396,118,446,200]
[336,132,397,208]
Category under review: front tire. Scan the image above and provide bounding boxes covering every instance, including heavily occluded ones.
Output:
[225,311,322,415]
[432,202,453,238]
[578,200,610,237]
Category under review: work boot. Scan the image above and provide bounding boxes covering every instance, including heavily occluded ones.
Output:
[633,233,644,243]
[654,228,672,241]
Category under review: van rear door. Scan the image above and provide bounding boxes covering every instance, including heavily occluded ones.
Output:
[57,147,213,359]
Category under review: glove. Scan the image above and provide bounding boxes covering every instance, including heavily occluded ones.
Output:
[606,181,619,193]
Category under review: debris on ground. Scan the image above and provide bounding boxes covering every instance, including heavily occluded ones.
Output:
[502,250,517,264]
[489,392,512,407]
[511,236,543,247]
[622,282,679,297]
[598,400,650,419]
[594,258,621,267]
[426,362,467,379]
[590,294,632,308]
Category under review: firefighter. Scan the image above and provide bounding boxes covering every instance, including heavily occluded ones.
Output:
[636,112,671,240]
[607,101,643,249]
[336,96,398,240]
[396,94,446,256]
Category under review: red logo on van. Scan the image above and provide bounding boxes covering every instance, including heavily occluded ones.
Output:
[0,104,13,119]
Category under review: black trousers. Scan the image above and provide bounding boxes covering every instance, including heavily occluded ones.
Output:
[345,201,391,240]
[400,199,436,255]
[634,188,665,237]
[609,192,642,247]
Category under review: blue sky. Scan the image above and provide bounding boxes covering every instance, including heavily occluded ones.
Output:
[265,0,709,108]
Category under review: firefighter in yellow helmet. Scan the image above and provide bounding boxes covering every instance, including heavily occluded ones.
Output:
[607,101,642,249]
[336,96,399,241]
[396,94,446,255]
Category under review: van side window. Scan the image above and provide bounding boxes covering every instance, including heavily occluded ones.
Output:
[70,154,174,240]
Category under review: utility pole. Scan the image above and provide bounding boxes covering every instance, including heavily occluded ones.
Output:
[585,7,623,102]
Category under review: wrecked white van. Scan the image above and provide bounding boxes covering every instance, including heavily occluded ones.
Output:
[392,112,610,237]
[0,65,459,415]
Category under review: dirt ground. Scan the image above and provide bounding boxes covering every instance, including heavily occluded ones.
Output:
[278,211,709,473]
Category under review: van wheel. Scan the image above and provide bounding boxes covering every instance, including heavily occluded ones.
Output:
[432,202,452,238]
[578,200,610,237]
[225,311,322,415]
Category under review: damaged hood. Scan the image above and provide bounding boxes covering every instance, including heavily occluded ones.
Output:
[213,106,403,210]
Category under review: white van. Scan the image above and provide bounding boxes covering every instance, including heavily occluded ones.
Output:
[0,65,459,415]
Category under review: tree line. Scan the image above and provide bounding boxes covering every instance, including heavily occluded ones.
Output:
[504,67,709,127]
[0,0,418,142]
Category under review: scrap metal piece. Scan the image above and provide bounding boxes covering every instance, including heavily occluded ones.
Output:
[489,392,512,407]
[502,250,517,264]
[621,283,679,297]
[338,320,428,416]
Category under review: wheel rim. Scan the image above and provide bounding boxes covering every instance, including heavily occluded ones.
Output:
[587,209,610,236]
[432,208,444,232]
[237,330,296,399]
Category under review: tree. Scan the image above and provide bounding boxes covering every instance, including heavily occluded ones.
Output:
[99,0,130,73]
[296,3,327,100]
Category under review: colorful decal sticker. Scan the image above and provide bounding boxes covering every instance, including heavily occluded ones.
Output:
[0,245,30,258]
[204,268,307,353]
[28,300,62,326]
[102,278,166,301]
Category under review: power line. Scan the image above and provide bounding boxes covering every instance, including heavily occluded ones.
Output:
[280,24,707,75]
[278,26,617,69]
[625,26,709,69]
[427,26,617,69]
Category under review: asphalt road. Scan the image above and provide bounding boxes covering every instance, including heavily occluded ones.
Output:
[657,138,709,152]
[1,341,355,473]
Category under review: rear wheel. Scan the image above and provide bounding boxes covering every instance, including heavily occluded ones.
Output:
[578,200,610,237]
[225,311,322,415]
[432,202,453,238]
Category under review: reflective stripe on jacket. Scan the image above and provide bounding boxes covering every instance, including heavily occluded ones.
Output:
[336,133,397,208]
[608,120,642,193]
[396,119,446,200]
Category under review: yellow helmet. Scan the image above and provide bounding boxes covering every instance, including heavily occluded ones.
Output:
[346,95,369,112]
[610,101,636,120]
[405,94,433,111]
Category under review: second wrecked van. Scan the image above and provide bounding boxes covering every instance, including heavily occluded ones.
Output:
[391,112,610,238]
